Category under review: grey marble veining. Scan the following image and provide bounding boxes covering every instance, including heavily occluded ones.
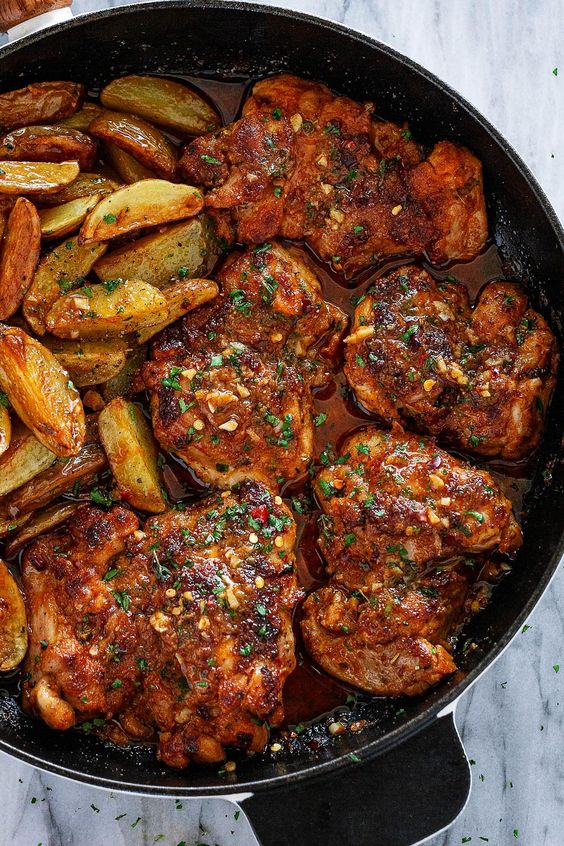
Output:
[0,1,563,844]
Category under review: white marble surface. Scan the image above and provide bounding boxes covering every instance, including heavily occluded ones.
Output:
[1,1,563,844]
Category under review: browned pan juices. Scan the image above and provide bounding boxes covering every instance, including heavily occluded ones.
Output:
[0,75,537,734]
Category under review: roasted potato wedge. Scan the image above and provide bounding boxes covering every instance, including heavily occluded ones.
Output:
[0,325,85,457]
[103,142,155,184]
[57,101,106,132]
[42,337,128,387]
[34,172,119,206]
[78,179,203,244]
[4,502,81,558]
[0,560,27,671]
[0,125,97,170]
[0,513,31,539]
[136,277,219,343]
[0,160,80,195]
[99,398,166,513]
[40,192,105,240]
[94,215,219,289]
[9,443,107,515]
[0,405,10,458]
[0,423,56,498]
[0,196,16,241]
[0,197,41,320]
[46,278,168,340]
[23,237,108,335]
[101,343,147,402]
[89,111,176,180]
[100,75,220,136]
[0,82,84,131]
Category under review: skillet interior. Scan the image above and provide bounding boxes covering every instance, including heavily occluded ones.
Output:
[0,1,563,794]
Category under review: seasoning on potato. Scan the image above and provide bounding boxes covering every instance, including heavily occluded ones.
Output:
[45,278,168,339]
[23,237,108,335]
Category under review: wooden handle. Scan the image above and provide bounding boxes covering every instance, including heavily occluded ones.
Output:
[0,0,72,31]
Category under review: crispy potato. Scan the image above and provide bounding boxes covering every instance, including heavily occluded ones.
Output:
[0,405,10,458]
[102,343,147,402]
[39,192,105,240]
[103,142,155,184]
[9,443,107,515]
[46,278,168,340]
[100,75,220,136]
[0,82,84,131]
[4,502,81,558]
[0,196,16,241]
[99,398,165,513]
[0,125,97,170]
[23,237,108,335]
[136,277,219,343]
[78,179,203,244]
[0,423,56,498]
[57,101,106,132]
[0,325,85,456]
[89,111,176,180]
[0,161,80,195]
[0,560,27,671]
[42,337,128,387]
[0,198,41,320]
[34,172,119,206]
[94,215,219,289]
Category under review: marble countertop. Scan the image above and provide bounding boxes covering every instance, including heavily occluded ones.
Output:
[1,1,563,844]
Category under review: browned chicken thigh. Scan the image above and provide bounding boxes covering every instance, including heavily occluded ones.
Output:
[301,428,521,696]
[344,266,558,459]
[143,242,346,489]
[22,482,301,768]
[178,74,488,272]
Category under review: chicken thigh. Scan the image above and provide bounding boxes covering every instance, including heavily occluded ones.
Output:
[22,482,302,768]
[301,428,521,696]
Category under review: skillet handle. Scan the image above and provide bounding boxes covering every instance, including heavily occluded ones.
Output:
[0,0,72,33]
[239,711,470,846]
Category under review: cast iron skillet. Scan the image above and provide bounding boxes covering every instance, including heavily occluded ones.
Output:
[0,3,563,844]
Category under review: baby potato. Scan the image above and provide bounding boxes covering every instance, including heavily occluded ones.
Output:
[99,398,166,513]
[0,160,80,195]
[42,337,128,387]
[56,101,106,132]
[0,406,10,458]
[0,125,98,170]
[23,237,108,335]
[79,179,203,244]
[136,277,219,343]
[39,192,105,240]
[89,111,176,180]
[46,278,168,340]
[0,325,86,457]
[101,343,147,402]
[4,502,81,558]
[103,142,155,184]
[0,423,56,498]
[0,81,84,131]
[0,197,41,320]
[100,74,220,136]
[94,215,219,288]
[9,443,107,515]
[34,172,119,206]
[0,560,27,671]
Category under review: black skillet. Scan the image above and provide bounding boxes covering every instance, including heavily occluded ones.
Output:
[0,3,563,845]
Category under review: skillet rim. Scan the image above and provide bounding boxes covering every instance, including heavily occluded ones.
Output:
[0,0,563,796]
